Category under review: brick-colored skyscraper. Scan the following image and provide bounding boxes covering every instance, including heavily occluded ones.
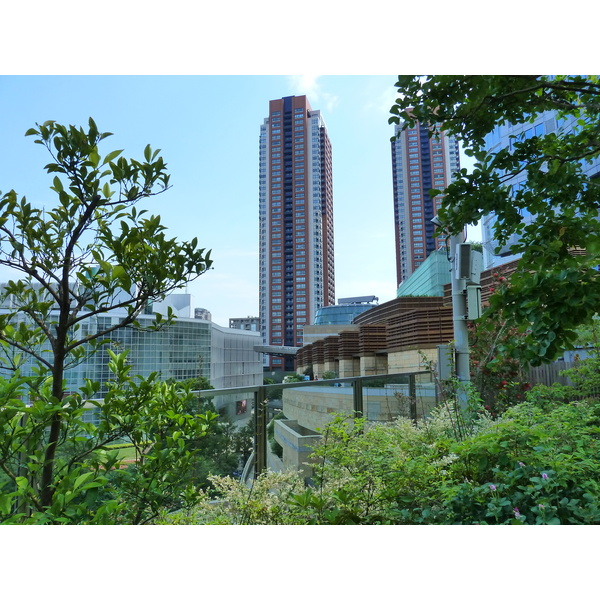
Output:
[259,96,335,371]
[391,118,460,288]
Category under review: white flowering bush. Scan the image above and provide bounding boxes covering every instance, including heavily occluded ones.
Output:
[159,391,600,525]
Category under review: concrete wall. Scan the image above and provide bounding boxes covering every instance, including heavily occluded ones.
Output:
[359,355,388,376]
[283,387,354,433]
[302,324,359,345]
[312,362,324,378]
[282,381,437,434]
[274,419,322,479]
[387,347,437,374]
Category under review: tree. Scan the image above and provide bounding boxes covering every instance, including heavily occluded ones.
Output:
[0,118,213,517]
[390,76,600,364]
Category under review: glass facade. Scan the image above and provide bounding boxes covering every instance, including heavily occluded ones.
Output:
[0,293,263,422]
[396,249,452,297]
[314,303,376,325]
[482,110,600,269]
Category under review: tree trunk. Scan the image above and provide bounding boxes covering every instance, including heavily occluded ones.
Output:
[39,334,68,509]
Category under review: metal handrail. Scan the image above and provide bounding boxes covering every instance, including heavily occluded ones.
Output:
[202,371,429,479]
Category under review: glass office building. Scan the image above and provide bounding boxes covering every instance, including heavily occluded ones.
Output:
[482,109,600,269]
[0,290,262,422]
[314,297,378,325]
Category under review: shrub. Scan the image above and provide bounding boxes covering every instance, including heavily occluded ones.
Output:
[175,393,600,525]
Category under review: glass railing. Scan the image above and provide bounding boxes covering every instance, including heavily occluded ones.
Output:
[200,371,437,482]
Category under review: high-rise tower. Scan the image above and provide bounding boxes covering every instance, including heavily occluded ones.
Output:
[391,118,460,288]
[259,96,335,371]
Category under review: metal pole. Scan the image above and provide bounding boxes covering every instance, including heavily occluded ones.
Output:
[408,373,417,423]
[449,232,470,410]
[352,378,364,418]
[253,387,268,478]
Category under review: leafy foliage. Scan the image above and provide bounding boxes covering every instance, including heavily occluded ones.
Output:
[0,351,216,524]
[175,388,600,525]
[468,273,532,415]
[390,76,600,364]
[0,119,213,515]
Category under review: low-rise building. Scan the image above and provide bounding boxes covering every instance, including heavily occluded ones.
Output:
[0,288,263,423]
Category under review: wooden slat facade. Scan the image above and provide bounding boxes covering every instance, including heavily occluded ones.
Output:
[358,324,388,355]
[386,306,454,351]
[338,331,360,359]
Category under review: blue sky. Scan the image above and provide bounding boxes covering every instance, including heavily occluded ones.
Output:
[1,4,589,586]
[0,75,480,326]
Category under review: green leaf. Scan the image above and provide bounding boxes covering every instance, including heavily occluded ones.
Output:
[88,147,100,168]
[102,149,123,165]
[73,472,94,491]
[0,493,12,514]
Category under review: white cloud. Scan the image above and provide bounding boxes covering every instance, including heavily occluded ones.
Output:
[368,85,400,116]
[287,75,339,112]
